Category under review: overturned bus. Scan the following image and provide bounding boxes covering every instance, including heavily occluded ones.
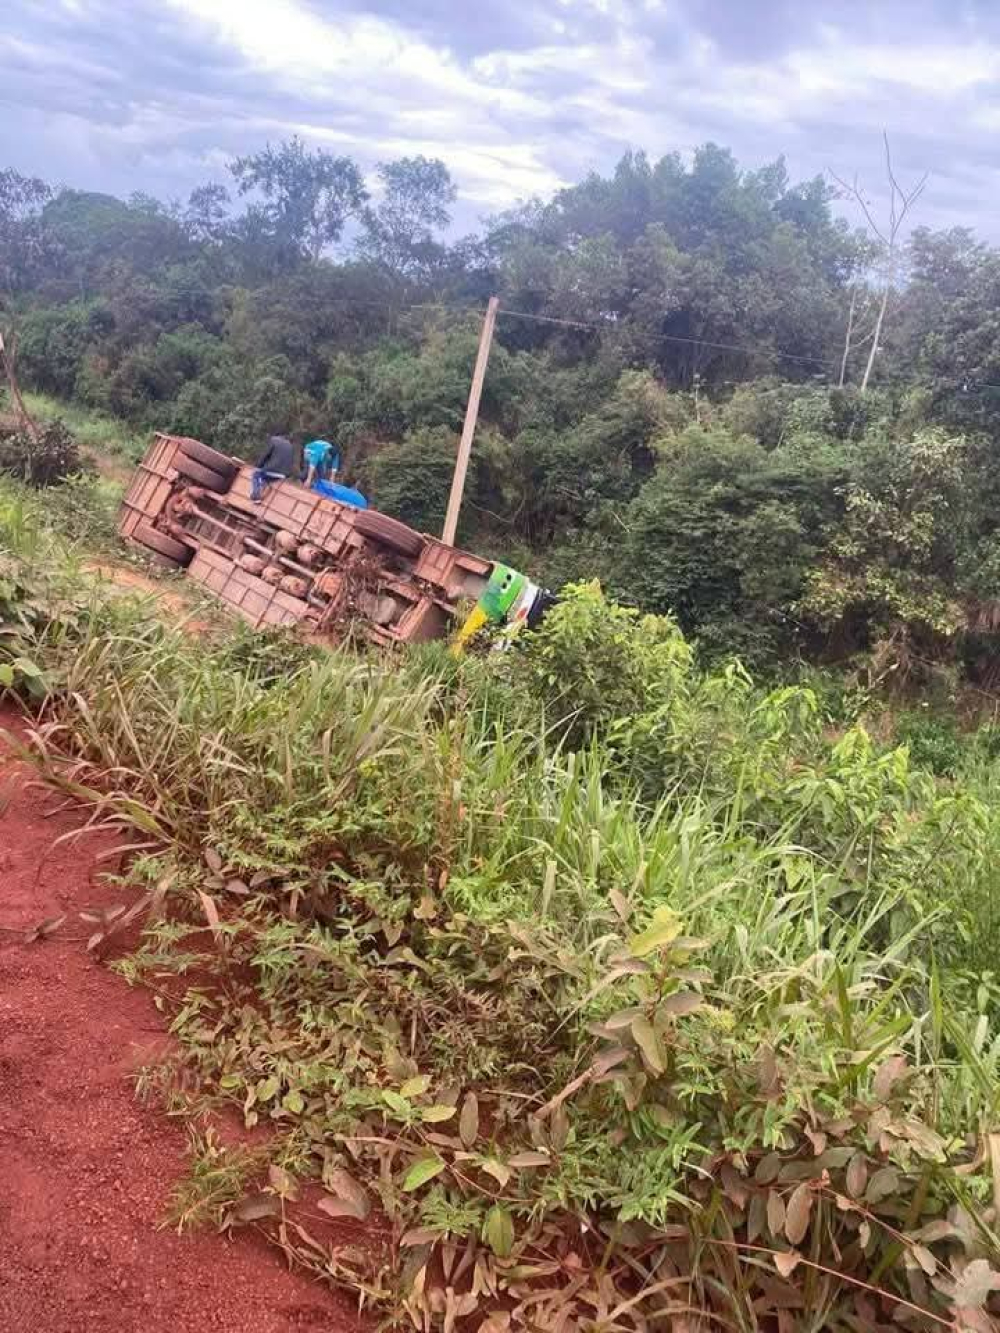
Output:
[118,434,552,650]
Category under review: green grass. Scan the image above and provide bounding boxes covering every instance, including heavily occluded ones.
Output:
[3,492,1000,1330]
[20,391,147,466]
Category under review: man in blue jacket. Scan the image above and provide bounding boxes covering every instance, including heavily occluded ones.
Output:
[303,438,341,489]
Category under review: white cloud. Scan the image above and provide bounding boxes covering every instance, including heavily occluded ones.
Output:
[161,0,540,115]
[6,0,1000,236]
[154,0,566,204]
[796,38,1000,94]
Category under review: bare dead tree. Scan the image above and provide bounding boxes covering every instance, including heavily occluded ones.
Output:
[0,324,40,441]
[837,280,874,387]
[831,133,927,392]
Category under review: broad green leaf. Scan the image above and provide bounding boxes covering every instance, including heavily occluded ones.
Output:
[320,1167,371,1220]
[604,1007,643,1031]
[326,1167,370,1215]
[267,1164,299,1199]
[483,1205,515,1258]
[846,1152,867,1198]
[256,1076,279,1102]
[785,1183,813,1246]
[774,1250,802,1278]
[508,1151,551,1169]
[382,1090,412,1119]
[550,1104,570,1152]
[658,991,703,1018]
[865,1166,899,1204]
[747,1191,767,1244]
[459,1092,479,1148]
[421,1104,456,1123]
[230,1193,279,1225]
[318,1194,367,1220]
[954,1258,1000,1308]
[400,1075,431,1099]
[0,663,14,687]
[873,1054,908,1101]
[282,1089,305,1115]
[593,1045,630,1077]
[630,1015,666,1075]
[400,1227,442,1248]
[629,906,683,958]
[403,1155,446,1192]
[755,1151,781,1184]
[913,1245,937,1276]
[481,1158,512,1188]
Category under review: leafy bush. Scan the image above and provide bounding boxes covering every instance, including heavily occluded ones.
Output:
[893,706,966,775]
[0,560,47,697]
[0,492,61,696]
[16,300,99,398]
[364,425,469,535]
[19,391,147,463]
[799,428,970,656]
[618,425,846,662]
[500,579,695,748]
[0,419,84,486]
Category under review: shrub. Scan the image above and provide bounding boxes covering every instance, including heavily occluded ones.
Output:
[501,580,695,748]
[618,425,846,665]
[799,428,970,655]
[893,707,966,775]
[364,425,470,535]
[0,419,84,487]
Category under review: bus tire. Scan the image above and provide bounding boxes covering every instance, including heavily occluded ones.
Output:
[132,521,193,567]
[178,439,238,483]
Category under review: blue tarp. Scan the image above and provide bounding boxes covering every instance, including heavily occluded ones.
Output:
[312,478,369,509]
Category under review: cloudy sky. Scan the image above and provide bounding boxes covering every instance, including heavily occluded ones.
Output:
[2,0,999,235]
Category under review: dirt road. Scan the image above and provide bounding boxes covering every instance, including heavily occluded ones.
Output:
[0,707,357,1332]
[84,559,215,629]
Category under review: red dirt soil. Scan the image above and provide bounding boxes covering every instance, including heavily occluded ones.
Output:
[0,708,359,1332]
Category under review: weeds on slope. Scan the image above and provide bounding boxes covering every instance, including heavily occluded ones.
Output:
[4,512,1000,1329]
[19,390,147,465]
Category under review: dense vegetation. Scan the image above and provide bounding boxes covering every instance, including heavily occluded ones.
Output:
[4,480,1000,1329]
[6,144,1000,681]
[6,131,1000,1329]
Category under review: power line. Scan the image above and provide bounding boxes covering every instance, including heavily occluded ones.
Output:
[311,291,1000,397]
[497,306,839,370]
[496,305,1000,396]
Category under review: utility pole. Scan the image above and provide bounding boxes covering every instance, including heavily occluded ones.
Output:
[442,295,499,547]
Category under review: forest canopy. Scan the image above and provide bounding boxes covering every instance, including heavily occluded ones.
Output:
[4,139,1000,679]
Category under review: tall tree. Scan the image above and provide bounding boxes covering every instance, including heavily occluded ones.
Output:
[831,134,927,391]
[358,157,456,278]
[0,168,52,296]
[230,137,367,262]
[184,184,232,244]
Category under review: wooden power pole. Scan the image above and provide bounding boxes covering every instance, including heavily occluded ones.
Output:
[442,295,499,547]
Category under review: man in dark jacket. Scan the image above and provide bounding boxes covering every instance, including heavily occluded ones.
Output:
[251,434,296,502]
